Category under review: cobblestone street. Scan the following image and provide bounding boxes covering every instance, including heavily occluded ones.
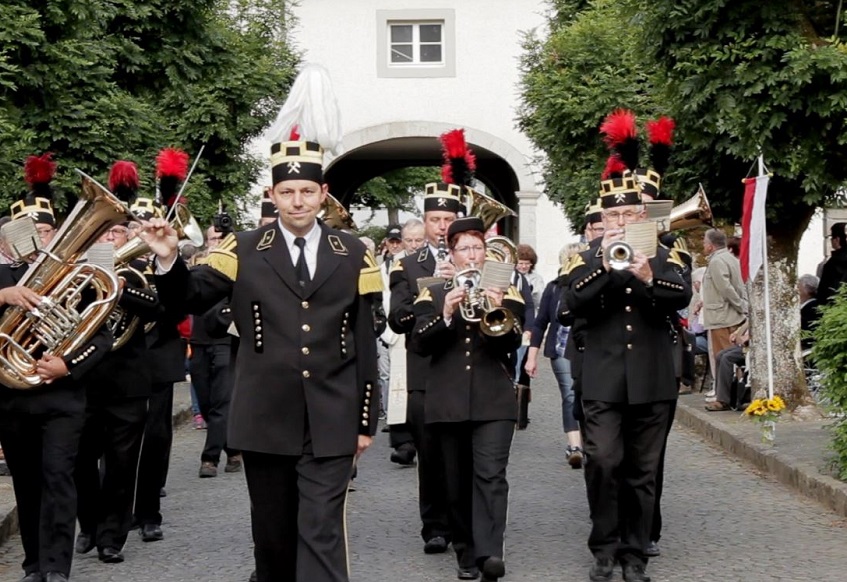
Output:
[2,367,847,581]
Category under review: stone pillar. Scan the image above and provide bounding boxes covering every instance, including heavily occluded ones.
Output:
[516,190,542,249]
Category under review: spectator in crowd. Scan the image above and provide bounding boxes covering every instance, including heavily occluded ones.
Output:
[687,267,708,356]
[516,244,544,309]
[401,218,426,253]
[818,223,847,305]
[704,322,749,411]
[525,242,586,468]
[727,235,741,258]
[701,229,747,394]
[799,274,820,352]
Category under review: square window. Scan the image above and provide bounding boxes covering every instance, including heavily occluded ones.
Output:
[420,44,442,63]
[377,10,455,78]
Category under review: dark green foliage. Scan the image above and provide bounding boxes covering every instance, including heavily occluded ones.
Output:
[811,285,847,480]
[0,0,298,228]
[357,167,442,225]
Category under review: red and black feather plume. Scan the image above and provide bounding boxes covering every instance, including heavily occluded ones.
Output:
[599,109,639,171]
[601,155,627,180]
[156,148,189,210]
[439,129,476,187]
[646,117,675,176]
[24,153,57,199]
[109,160,140,204]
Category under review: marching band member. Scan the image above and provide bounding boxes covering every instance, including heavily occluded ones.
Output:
[141,64,381,582]
[0,154,113,582]
[411,216,524,582]
[74,161,159,564]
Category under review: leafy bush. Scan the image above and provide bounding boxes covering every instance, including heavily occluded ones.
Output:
[811,284,847,480]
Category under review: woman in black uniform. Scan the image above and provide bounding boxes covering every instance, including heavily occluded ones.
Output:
[411,217,525,582]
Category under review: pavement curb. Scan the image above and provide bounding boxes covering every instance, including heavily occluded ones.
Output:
[675,398,847,518]
[0,399,194,549]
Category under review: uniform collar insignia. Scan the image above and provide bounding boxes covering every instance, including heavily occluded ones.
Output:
[595,246,603,258]
[417,247,429,262]
[444,278,454,290]
[256,229,275,251]
[328,234,348,255]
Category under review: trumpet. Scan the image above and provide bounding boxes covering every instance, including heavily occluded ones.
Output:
[606,241,634,270]
[452,265,519,337]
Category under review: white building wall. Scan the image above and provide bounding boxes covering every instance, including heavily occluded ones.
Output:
[290,0,573,283]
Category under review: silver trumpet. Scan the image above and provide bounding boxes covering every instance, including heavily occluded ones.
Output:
[606,241,634,270]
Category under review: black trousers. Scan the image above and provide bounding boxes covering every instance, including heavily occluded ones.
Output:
[190,343,237,464]
[434,420,514,569]
[243,449,355,582]
[582,400,673,566]
[0,395,85,576]
[134,382,173,525]
[76,396,148,550]
[405,391,451,542]
[650,398,677,542]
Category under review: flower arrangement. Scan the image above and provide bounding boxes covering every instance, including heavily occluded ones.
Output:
[744,396,786,444]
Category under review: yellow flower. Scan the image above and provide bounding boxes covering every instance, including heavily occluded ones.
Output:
[745,400,763,416]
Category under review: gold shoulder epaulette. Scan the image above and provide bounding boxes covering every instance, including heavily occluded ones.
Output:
[389,259,404,275]
[359,249,384,294]
[206,233,238,281]
[563,253,586,276]
[415,286,433,303]
[504,285,525,304]
[668,248,687,270]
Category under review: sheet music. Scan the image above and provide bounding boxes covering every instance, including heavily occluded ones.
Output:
[84,243,115,273]
[625,222,658,258]
[1,218,41,259]
[644,200,674,232]
[480,260,514,291]
[417,276,447,293]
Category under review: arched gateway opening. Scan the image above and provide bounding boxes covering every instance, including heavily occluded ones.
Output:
[324,121,537,238]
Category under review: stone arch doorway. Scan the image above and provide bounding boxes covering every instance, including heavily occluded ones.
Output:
[324,121,537,237]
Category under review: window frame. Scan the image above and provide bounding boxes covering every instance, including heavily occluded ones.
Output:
[377,9,456,78]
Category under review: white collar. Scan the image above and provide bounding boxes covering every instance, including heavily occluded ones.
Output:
[277,219,321,248]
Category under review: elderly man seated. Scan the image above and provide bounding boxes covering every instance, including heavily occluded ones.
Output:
[704,321,749,412]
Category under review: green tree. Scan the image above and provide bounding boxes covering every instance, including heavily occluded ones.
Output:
[0,0,298,227]
[356,166,441,226]
[519,0,847,401]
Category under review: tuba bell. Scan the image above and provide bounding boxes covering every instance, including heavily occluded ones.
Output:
[0,175,134,388]
[107,203,204,350]
[320,193,357,231]
[666,184,712,233]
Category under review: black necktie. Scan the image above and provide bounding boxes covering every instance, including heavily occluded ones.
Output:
[294,237,310,286]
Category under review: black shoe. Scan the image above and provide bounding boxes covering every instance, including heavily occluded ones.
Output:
[18,573,42,582]
[43,574,68,582]
[248,571,257,582]
[480,556,505,581]
[159,487,167,497]
[644,541,660,557]
[390,444,416,466]
[75,532,95,554]
[380,424,390,433]
[457,566,480,580]
[589,556,615,581]
[199,461,218,478]
[225,454,243,473]
[140,523,163,542]
[424,535,448,554]
[623,563,651,582]
[98,547,124,563]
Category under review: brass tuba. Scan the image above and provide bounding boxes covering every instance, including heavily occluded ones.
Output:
[320,193,357,231]
[666,184,713,233]
[0,175,133,388]
[463,188,519,264]
[107,203,204,350]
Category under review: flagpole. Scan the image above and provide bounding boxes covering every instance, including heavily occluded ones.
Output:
[758,154,775,400]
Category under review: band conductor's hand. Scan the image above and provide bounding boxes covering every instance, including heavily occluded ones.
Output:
[139,218,179,263]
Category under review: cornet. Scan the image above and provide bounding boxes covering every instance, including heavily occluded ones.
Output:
[452,264,519,337]
[606,241,634,270]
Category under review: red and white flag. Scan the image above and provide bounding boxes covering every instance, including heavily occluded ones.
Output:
[740,174,769,282]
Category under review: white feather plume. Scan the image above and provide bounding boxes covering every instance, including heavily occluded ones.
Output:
[266,63,343,156]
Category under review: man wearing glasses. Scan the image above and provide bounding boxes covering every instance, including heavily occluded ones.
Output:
[562,171,690,582]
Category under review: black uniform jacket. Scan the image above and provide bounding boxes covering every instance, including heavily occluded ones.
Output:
[410,280,525,424]
[563,244,691,404]
[817,247,847,305]
[84,260,159,400]
[155,221,381,458]
[143,259,188,385]
[0,262,113,413]
[387,246,437,393]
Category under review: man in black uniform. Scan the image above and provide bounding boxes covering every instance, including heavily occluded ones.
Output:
[817,222,847,305]
[0,154,114,582]
[75,161,160,564]
[387,182,459,554]
[133,148,190,543]
[563,170,690,582]
[141,88,382,581]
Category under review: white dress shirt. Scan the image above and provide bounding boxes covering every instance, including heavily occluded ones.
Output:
[278,219,320,278]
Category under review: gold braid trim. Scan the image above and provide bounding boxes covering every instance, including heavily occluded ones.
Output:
[358,249,384,295]
[415,287,432,303]
[206,233,238,281]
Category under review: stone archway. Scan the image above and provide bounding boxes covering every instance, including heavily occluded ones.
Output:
[324,121,539,238]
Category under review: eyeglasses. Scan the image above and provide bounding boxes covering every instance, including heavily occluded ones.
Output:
[588,225,606,233]
[453,245,486,254]
[603,210,640,221]
[107,226,129,236]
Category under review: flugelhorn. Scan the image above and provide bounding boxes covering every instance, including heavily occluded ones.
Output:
[0,175,133,388]
[452,264,519,337]
[107,203,204,350]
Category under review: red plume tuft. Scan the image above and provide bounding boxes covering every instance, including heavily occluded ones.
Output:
[289,125,300,141]
[109,161,139,192]
[155,148,189,181]
[601,156,627,180]
[600,109,637,148]
[24,153,57,186]
[646,117,675,146]
[439,129,477,186]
